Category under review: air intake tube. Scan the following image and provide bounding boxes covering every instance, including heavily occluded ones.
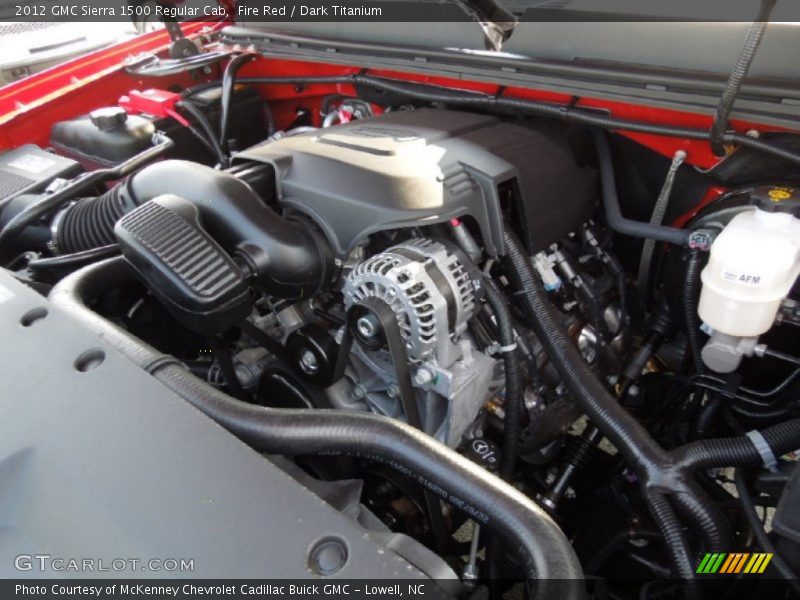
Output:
[49,257,585,598]
[53,160,334,298]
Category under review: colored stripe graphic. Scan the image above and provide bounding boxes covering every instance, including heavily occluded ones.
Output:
[697,553,726,574]
[732,553,749,573]
[744,553,760,573]
[710,553,726,573]
[720,553,739,573]
[696,553,712,573]
[698,552,773,574]
[757,553,773,573]
[719,554,736,573]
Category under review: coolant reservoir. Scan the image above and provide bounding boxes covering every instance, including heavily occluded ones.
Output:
[699,207,800,338]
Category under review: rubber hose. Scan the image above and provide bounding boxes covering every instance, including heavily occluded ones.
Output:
[47,159,332,298]
[55,182,138,253]
[683,249,706,374]
[731,403,794,423]
[592,129,691,246]
[219,53,257,160]
[27,244,120,271]
[501,229,730,555]
[176,99,227,166]
[48,257,585,596]
[763,347,800,368]
[694,395,724,439]
[483,277,523,480]
[584,530,661,575]
[668,488,731,560]
[125,160,333,298]
[709,0,777,156]
[673,418,800,471]
[184,123,220,158]
[646,494,701,600]
[693,369,800,400]
[0,133,174,251]
[502,229,666,467]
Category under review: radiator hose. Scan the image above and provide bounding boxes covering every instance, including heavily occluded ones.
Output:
[52,160,334,299]
[49,257,585,598]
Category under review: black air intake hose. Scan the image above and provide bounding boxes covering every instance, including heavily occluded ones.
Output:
[54,181,138,254]
[49,257,585,599]
[53,160,333,298]
[0,132,173,252]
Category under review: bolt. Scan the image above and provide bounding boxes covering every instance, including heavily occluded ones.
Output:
[356,314,380,339]
[350,386,366,401]
[298,350,319,374]
[308,537,348,576]
[413,367,434,386]
[386,384,400,398]
[536,493,557,511]
[462,563,479,589]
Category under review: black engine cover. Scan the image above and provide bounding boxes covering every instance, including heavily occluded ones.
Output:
[235,109,597,257]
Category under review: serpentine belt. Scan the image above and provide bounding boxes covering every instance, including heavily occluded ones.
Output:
[334,296,449,550]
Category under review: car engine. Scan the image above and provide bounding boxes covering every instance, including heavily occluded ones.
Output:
[1,50,800,600]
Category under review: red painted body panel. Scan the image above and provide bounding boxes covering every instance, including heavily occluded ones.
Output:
[0,21,224,147]
[0,25,795,221]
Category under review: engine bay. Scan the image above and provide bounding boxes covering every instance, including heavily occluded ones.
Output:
[1,31,800,600]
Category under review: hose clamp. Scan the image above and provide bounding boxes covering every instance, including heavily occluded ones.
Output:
[687,229,715,252]
[746,430,778,472]
[47,203,74,256]
[486,341,518,356]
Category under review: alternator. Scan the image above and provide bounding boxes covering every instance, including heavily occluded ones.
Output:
[343,239,478,365]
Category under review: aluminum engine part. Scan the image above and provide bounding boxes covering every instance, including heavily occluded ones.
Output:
[342,238,477,368]
[337,239,492,446]
[328,337,497,447]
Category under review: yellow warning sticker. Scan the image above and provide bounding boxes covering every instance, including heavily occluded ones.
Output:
[768,188,793,202]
